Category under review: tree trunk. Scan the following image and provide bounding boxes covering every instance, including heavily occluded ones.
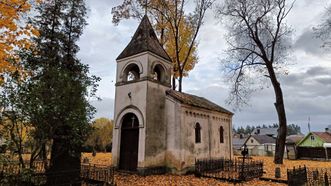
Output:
[267,64,287,164]
[273,83,287,164]
[172,75,176,90]
[178,75,183,92]
[41,143,47,160]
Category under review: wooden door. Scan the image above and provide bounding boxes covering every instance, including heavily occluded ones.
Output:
[119,113,139,171]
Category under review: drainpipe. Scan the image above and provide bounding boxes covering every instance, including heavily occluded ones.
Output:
[229,117,232,159]
[208,116,211,158]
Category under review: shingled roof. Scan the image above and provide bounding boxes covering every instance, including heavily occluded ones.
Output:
[312,132,331,143]
[116,15,171,61]
[248,135,276,144]
[166,89,233,115]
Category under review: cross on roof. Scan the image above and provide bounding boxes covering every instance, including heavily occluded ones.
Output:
[145,0,148,15]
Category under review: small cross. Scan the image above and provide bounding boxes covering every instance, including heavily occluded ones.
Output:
[145,0,148,15]
[131,116,136,127]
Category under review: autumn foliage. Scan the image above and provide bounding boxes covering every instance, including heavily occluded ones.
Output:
[0,0,38,83]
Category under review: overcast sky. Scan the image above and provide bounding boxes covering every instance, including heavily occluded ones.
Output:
[78,0,331,134]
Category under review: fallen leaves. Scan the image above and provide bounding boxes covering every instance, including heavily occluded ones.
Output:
[82,152,112,166]
[248,156,331,181]
[82,153,287,185]
[114,173,285,186]
[82,153,331,185]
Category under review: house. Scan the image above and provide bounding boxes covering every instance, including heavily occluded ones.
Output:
[285,134,304,160]
[251,127,278,138]
[243,135,276,156]
[232,134,247,155]
[111,15,233,174]
[297,132,331,147]
[296,126,331,160]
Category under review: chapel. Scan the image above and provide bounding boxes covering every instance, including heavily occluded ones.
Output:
[111,15,233,174]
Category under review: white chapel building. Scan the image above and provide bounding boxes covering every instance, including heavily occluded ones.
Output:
[112,15,233,174]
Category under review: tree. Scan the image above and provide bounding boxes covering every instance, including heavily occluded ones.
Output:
[287,124,301,135]
[21,0,99,182]
[315,5,331,49]
[84,118,113,152]
[216,0,294,164]
[0,0,39,84]
[112,0,212,91]
[0,74,31,168]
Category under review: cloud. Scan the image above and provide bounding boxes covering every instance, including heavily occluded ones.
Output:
[294,28,325,56]
[90,97,114,120]
[79,0,331,134]
[185,65,331,134]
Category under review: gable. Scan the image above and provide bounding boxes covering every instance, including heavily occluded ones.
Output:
[297,133,325,147]
[244,136,261,146]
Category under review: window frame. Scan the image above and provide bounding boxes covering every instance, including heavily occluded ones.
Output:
[219,126,224,143]
[195,123,201,143]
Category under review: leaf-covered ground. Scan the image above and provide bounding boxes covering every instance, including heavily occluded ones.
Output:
[81,153,331,185]
[251,156,331,180]
[114,173,285,186]
[82,153,287,185]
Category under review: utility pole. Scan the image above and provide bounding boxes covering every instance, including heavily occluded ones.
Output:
[308,116,311,133]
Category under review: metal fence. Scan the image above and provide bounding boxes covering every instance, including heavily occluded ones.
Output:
[195,158,263,183]
[307,168,331,186]
[287,166,307,186]
[81,163,115,185]
[0,160,48,174]
[287,166,331,186]
[0,162,115,186]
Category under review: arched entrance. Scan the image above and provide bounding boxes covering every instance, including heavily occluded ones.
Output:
[119,113,139,171]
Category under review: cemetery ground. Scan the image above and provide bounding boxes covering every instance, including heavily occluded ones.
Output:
[4,153,329,185]
[81,153,331,185]
[82,153,281,185]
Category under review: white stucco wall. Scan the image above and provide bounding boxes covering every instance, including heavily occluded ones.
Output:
[112,52,172,169]
[164,98,233,173]
[112,52,233,174]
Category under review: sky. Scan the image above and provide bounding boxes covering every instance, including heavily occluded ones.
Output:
[78,0,331,134]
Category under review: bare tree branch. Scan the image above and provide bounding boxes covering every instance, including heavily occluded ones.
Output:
[217,0,294,164]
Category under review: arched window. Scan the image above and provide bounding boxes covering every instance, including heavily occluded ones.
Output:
[219,126,224,143]
[152,64,165,82]
[195,123,201,143]
[124,64,140,82]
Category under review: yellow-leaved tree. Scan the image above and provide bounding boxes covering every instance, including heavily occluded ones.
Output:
[112,0,212,91]
[165,17,198,83]
[0,0,38,84]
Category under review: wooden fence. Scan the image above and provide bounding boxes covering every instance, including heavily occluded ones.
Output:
[297,147,331,160]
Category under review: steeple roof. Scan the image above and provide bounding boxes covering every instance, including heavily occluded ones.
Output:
[116,15,171,61]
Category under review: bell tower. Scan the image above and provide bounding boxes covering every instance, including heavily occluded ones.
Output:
[112,15,172,172]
